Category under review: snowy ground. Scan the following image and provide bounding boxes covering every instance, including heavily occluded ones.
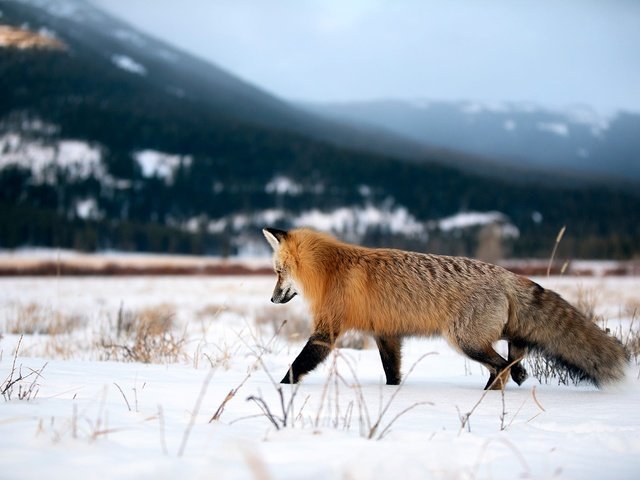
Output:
[1,274,639,479]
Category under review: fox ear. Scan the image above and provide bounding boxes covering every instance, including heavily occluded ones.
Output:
[262,228,288,251]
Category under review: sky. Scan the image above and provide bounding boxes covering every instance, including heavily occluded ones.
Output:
[90,0,640,112]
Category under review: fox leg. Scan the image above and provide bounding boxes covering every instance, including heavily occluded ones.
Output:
[508,340,529,386]
[460,345,511,390]
[375,335,402,385]
[281,332,334,384]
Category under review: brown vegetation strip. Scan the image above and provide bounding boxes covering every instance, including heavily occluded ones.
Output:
[0,261,273,276]
[0,259,637,277]
[503,264,640,277]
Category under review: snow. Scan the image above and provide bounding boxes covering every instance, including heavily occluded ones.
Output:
[265,176,304,195]
[0,134,104,183]
[1,116,58,135]
[134,150,192,181]
[565,105,613,137]
[194,204,425,243]
[75,197,101,220]
[537,122,570,137]
[459,101,509,114]
[111,54,147,75]
[294,205,425,238]
[0,274,638,479]
[185,207,526,248]
[453,102,613,138]
[0,248,272,273]
[37,26,58,39]
[437,211,519,238]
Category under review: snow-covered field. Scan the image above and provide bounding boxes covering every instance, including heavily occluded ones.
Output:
[1,274,639,479]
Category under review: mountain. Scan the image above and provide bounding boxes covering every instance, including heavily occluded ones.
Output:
[0,0,443,162]
[1,0,639,259]
[302,99,640,184]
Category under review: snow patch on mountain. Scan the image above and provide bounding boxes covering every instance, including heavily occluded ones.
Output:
[537,122,569,137]
[459,101,509,114]
[0,133,104,183]
[75,197,102,220]
[565,105,613,136]
[294,205,425,238]
[186,207,522,248]
[111,54,146,75]
[184,203,426,241]
[134,150,192,181]
[436,211,519,238]
[265,175,303,195]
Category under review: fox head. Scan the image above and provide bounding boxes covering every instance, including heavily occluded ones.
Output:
[262,228,299,304]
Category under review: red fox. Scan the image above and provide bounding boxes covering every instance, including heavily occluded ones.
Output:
[263,227,628,389]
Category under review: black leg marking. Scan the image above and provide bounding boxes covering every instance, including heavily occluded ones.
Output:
[484,372,498,391]
[460,345,510,390]
[508,340,529,386]
[375,335,402,385]
[281,332,333,384]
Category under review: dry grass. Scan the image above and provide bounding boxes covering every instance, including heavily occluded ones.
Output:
[197,303,253,323]
[626,330,640,363]
[620,304,639,364]
[1,336,47,402]
[255,306,312,343]
[242,349,434,439]
[573,286,603,324]
[255,307,371,350]
[116,304,176,337]
[196,303,229,321]
[4,302,86,335]
[336,331,371,350]
[100,304,187,364]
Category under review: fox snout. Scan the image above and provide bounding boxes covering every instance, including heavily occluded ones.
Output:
[270,275,298,304]
[271,285,297,304]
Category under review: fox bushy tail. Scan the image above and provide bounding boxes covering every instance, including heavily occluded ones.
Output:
[508,282,629,386]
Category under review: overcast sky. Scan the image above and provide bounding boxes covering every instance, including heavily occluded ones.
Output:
[91,0,640,112]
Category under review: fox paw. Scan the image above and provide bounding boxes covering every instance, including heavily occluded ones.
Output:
[511,366,529,386]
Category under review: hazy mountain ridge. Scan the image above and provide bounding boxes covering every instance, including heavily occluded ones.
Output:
[303,99,640,183]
